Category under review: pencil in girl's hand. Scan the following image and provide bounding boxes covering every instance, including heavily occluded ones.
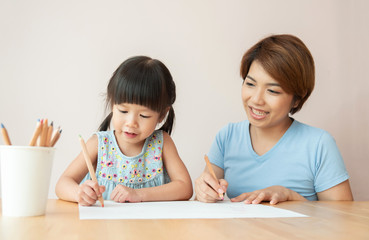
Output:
[50,127,62,147]
[29,119,43,146]
[1,123,12,145]
[79,135,104,207]
[204,155,224,200]
[46,121,54,147]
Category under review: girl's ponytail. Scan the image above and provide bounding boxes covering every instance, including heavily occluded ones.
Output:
[98,112,113,131]
[160,107,175,135]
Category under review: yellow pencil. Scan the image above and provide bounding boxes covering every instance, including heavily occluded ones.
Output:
[204,155,224,200]
[79,135,104,207]
[1,123,12,145]
[29,119,43,146]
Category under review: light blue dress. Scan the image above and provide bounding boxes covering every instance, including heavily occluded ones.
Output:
[82,130,170,200]
[208,119,349,201]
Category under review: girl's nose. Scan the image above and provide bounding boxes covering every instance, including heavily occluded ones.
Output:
[125,115,138,128]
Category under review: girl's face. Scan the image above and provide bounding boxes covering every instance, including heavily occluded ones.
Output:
[112,103,163,147]
[241,61,297,131]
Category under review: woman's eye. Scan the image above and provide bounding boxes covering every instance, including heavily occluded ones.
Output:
[245,82,255,87]
[268,89,281,94]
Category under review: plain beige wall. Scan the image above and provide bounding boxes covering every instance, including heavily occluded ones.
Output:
[0,0,368,200]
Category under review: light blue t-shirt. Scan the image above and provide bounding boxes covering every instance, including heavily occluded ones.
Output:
[208,119,349,201]
[82,130,170,200]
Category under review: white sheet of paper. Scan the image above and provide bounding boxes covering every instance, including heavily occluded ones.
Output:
[79,200,308,219]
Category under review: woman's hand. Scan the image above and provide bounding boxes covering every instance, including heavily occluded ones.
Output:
[195,171,228,203]
[78,180,105,206]
[231,185,306,205]
[110,185,142,203]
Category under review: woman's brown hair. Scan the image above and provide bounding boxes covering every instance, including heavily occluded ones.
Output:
[240,34,315,114]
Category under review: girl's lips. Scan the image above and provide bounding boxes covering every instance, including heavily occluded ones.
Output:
[124,132,138,138]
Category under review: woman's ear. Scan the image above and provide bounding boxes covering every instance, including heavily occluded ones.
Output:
[159,107,170,123]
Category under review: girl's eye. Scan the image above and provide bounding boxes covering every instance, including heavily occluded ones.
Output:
[119,110,128,114]
[140,114,151,119]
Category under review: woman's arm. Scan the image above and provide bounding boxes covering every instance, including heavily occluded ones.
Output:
[195,164,227,203]
[230,185,307,205]
[55,135,103,204]
[317,180,353,200]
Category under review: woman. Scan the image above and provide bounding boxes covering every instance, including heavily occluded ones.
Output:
[195,34,353,204]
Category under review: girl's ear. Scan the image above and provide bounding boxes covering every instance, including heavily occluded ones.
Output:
[159,107,170,123]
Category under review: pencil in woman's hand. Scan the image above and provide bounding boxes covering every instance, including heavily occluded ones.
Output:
[1,123,12,145]
[204,155,224,200]
[29,119,43,146]
[79,135,104,207]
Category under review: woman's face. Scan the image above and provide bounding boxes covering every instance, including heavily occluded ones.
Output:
[241,61,296,131]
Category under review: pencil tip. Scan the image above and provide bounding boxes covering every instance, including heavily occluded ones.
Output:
[0,123,4,128]
[50,121,54,126]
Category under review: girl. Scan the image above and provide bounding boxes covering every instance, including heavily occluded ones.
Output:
[56,56,193,205]
[195,34,353,204]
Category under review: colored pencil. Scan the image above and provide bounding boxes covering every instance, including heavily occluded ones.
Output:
[204,155,224,200]
[46,121,54,147]
[29,119,43,146]
[50,128,62,147]
[79,135,104,207]
[1,123,12,145]
[39,119,48,147]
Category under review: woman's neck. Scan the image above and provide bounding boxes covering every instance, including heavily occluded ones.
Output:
[249,118,293,156]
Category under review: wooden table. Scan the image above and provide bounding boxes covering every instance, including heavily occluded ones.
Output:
[1,200,369,240]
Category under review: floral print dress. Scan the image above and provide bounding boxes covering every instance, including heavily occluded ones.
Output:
[81,130,170,200]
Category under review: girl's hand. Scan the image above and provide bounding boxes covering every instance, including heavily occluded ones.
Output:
[231,185,306,205]
[110,185,142,203]
[195,171,228,203]
[78,180,105,206]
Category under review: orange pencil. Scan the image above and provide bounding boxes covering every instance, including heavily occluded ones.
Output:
[46,121,54,147]
[50,128,62,147]
[29,119,43,146]
[1,123,12,145]
[79,135,104,207]
[204,155,224,200]
[39,119,48,147]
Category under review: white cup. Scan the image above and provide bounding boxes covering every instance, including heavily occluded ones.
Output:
[0,146,55,217]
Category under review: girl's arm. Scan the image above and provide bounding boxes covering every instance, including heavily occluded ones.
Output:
[112,132,193,202]
[317,180,353,200]
[55,135,103,204]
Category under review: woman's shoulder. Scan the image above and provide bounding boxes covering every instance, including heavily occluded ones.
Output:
[217,120,249,135]
[291,120,335,141]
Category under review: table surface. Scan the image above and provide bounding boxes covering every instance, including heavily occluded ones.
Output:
[1,200,369,240]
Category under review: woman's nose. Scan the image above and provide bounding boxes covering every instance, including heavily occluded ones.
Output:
[251,89,265,105]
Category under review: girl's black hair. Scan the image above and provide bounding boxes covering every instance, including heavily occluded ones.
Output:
[98,56,176,135]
